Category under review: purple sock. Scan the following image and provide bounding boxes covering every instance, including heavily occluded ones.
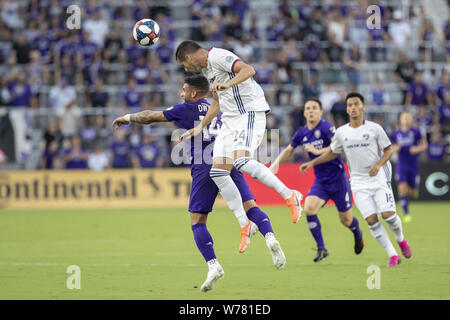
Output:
[307,215,326,250]
[246,207,274,237]
[399,196,409,215]
[349,216,362,241]
[191,223,216,262]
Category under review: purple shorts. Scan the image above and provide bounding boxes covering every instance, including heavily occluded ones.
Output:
[308,174,352,212]
[189,165,255,214]
[395,166,420,189]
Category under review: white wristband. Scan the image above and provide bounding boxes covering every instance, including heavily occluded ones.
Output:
[124,114,131,122]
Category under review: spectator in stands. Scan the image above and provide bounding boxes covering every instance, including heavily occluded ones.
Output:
[370,78,390,107]
[223,11,244,41]
[405,72,432,108]
[367,16,389,62]
[12,33,32,65]
[327,7,347,45]
[443,13,450,62]
[394,52,417,103]
[109,128,130,169]
[103,25,124,63]
[415,105,434,140]
[302,34,324,63]
[437,91,450,126]
[59,100,82,139]
[64,136,88,169]
[343,43,365,85]
[348,0,367,44]
[307,8,327,41]
[123,78,143,111]
[155,12,176,43]
[418,17,437,62]
[427,131,447,162]
[40,139,60,169]
[132,134,163,168]
[436,72,450,104]
[89,79,109,108]
[235,36,255,63]
[301,75,320,101]
[323,33,344,82]
[79,31,98,66]
[1,0,24,29]
[319,84,339,113]
[155,36,174,65]
[7,73,34,108]
[88,145,110,171]
[49,77,76,115]
[130,56,151,85]
[83,8,108,48]
[32,22,52,64]
[330,88,348,127]
[388,10,412,54]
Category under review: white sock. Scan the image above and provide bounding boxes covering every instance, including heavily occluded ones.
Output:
[265,232,275,242]
[384,214,404,242]
[210,168,249,228]
[207,258,220,271]
[234,158,293,199]
[369,222,398,257]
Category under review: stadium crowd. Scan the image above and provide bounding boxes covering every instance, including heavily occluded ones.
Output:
[0,0,449,170]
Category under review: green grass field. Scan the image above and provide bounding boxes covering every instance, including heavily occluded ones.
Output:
[0,202,449,300]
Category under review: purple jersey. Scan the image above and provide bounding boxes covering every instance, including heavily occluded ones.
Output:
[438,103,450,124]
[428,142,446,161]
[291,120,346,184]
[133,143,161,168]
[163,99,221,168]
[110,140,130,168]
[391,128,422,169]
[408,82,429,105]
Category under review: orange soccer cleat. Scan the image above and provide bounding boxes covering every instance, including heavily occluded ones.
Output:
[286,190,303,223]
[238,221,258,253]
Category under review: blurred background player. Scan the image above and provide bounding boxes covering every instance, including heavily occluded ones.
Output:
[176,41,303,237]
[112,74,285,292]
[391,111,428,223]
[300,93,411,268]
[270,98,363,262]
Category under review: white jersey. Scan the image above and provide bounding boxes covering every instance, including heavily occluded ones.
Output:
[330,120,393,191]
[202,47,270,116]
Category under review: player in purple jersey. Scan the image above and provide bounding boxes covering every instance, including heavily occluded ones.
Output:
[270,98,364,262]
[112,74,285,292]
[391,112,428,223]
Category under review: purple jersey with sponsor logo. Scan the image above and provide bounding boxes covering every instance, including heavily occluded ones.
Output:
[391,128,422,169]
[291,120,346,184]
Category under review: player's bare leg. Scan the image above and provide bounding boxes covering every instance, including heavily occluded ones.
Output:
[366,214,401,267]
[209,157,255,253]
[304,196,328,262]
[190,213,224,292]
[233,149,303,223]
[244,200,286,269]
[382,211,411,259]
[338,209,364,254]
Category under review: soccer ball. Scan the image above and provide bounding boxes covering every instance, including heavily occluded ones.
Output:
[132,19,160,46]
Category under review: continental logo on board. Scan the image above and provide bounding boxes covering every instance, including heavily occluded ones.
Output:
[0,169,197,209]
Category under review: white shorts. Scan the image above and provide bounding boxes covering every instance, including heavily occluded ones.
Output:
[213,111,266,159]
[353,182,397,219]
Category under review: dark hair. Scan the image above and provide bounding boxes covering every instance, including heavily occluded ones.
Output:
[304,97,322,110]
[345,92,365,104]
[184,74,209,96]
[175,40,202,62]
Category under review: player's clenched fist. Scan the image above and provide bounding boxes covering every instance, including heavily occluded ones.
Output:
[112,115,130,130]
[299,162,313,173]
[179,125,203,141]
[210,83,230,91]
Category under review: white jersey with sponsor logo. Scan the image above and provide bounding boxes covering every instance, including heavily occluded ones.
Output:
[330,120,393,191]
[202,47,270,116]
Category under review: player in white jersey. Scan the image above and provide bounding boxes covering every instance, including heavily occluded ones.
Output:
[176,40,302,254]
[300,93,412,267]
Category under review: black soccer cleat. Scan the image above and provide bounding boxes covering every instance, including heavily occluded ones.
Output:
[313,249,329,262]
[354,233,364,255]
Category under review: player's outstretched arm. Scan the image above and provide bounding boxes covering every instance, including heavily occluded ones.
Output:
[269,145,295,173]
[299,148,339,173]
[112,110,168,129]
[211,60,255,91]
[410,137,428,155]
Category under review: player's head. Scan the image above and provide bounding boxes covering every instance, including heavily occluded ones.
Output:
[345,92,365,120]
[303,97,323,123]
[181,74,209,102]
[175,40,204,73]
[399,111,413,129]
